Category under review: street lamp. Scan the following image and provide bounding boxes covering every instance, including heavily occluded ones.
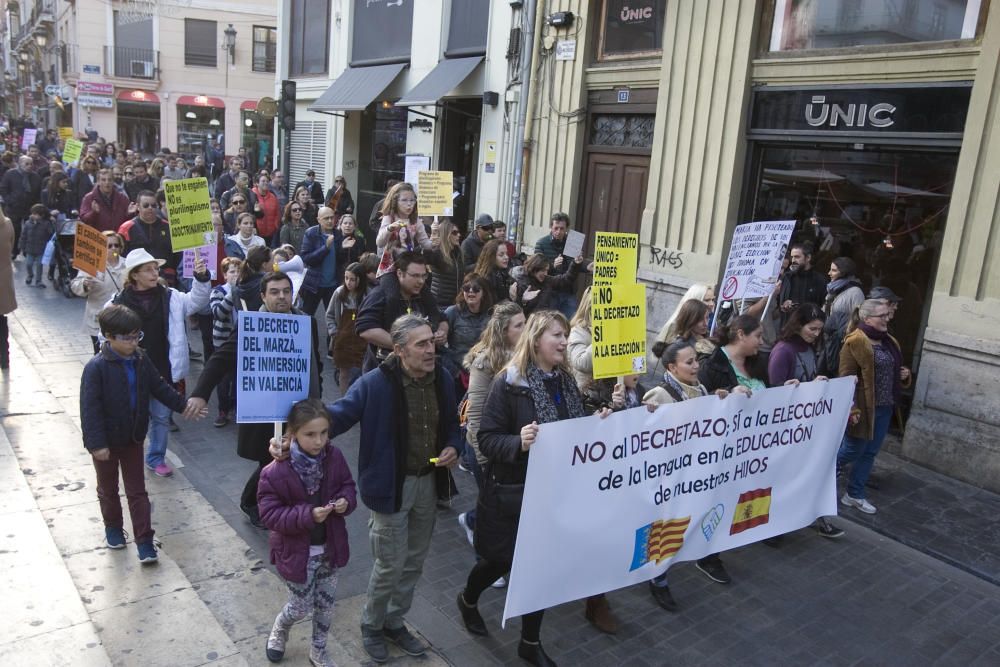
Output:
[222,24,237,65]
[34,32,47,49]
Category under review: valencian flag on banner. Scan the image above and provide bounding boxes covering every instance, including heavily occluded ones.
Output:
[730,487,773,535]
[629,517,691,571]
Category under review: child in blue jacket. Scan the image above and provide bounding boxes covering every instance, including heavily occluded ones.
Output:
[80,305,206,562]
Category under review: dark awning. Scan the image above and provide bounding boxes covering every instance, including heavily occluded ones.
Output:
[395,56,483,107]
[307,62,407,113]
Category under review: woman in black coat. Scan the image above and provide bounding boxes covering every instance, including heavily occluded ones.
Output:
[513,253,583,317]
[456,310,611,666]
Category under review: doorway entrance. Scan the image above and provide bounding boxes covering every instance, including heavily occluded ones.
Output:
[438,98,481,234]
[117,101,160,155]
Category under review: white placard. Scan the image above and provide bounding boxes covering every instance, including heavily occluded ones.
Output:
[719,220,796,302]
[562,229,585,260]
[502,378,855,623]
[404,155,430,192]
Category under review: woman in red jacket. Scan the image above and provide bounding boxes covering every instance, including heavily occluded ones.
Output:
[253,173,281,246]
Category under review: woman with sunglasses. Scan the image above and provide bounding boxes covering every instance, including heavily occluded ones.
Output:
[223,194,252,236]
[278,199,309,253]
[442,274,494,394]
[72,232,128,353]
[426,220,465,307]
[293,186,318,226]
[324,174,355,217]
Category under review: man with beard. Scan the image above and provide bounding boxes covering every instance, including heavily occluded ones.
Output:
[778,242,827,326]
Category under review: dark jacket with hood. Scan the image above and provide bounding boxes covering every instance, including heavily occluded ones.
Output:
[355,272,443,361]
[80,345,186,451]
[326,354,462,514]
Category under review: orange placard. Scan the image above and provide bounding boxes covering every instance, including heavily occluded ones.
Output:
[72,223,108,276]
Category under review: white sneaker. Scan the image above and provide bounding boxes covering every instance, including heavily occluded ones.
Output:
[840,493,877,514]
[457,513,474,546]
[491,576,507,589]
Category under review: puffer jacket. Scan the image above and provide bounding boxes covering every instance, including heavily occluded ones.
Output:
[71,258,127,336]
[257,443,358,584]
[426,245,464,307]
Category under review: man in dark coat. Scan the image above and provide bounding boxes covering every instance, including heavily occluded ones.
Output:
[186,271,322,528]
[0,156,42,259]
[295,169,324,206]
[779,242,827,326]
[461,213,494,271]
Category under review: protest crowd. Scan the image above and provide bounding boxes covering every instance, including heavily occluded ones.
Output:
[0,124,912,667]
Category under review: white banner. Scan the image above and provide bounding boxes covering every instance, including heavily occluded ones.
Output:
[503,378,855,623]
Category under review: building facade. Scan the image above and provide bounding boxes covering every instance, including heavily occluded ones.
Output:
[275,0,522,231]
[517,0,999,492]
[34,0,278,163]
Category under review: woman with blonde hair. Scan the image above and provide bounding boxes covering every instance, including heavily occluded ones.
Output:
[457,311,617,659]
[426,219,464,306]
[653,283,716,350]
[71,231,128,353]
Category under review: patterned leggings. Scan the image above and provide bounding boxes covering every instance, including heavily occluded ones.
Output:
[276,553,339,650]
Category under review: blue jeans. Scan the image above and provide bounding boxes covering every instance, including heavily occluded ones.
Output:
[146,397,172,467]
[24,254,43,283]
[553,290,578,320]
[837,405,893,499]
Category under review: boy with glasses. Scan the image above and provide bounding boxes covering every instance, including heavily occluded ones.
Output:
[81,305,207,562]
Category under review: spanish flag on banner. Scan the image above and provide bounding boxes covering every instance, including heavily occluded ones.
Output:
[629,516,691,571]
[730,487,772,535]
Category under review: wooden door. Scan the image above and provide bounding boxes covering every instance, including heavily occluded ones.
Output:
[581,152,650,241]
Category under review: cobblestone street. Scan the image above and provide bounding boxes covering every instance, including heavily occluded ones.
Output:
[3,269,1000,666]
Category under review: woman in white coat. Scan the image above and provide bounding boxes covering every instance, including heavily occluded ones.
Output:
[71,231,128,353]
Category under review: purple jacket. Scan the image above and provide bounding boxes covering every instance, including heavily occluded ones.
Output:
[257,443,358,583]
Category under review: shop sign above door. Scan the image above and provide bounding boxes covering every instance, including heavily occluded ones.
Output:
[750,84,971,137]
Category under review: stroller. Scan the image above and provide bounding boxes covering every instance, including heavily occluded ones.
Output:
[50,217,79,298]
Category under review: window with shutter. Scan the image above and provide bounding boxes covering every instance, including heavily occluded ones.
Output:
[185,19,218,68]
[289,121,329,189]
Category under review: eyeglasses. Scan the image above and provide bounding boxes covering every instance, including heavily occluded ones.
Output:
[232,200,246,205]
[107,243,122,248]
[139,202,157,209]
[869,313,891,320]
[462,285,482,294]
[110,331,144,342]
[124,171,133,176]
[290,207,302,213]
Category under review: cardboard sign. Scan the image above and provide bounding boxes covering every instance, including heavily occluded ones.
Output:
[593,232,639,285]
[236,311,312,423]
[720,221,796,301]
[417,170,454,217]
[72,223,108,276]
[164,178,214,252]
[591,283,647,379]
[62,138,85,167]
[58,127,74,141]
[181,244,218,279]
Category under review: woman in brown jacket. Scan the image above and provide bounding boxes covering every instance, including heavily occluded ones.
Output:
[0,208,16,369]
[836,299,911,515]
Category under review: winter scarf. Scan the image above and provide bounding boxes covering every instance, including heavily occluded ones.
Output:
[525,365,584,424]
[663,371,708,402]
[290,439,327,495]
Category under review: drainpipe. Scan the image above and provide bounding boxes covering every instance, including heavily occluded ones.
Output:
[507,0,543,248]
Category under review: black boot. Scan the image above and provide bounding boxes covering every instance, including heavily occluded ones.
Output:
[457,591,488,636]
[518,640,557,667]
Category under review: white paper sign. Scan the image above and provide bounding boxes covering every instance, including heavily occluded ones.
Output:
[502,378,855,623]
[562,229,585,260]
[404,155,430,192]
[719,220,796,301]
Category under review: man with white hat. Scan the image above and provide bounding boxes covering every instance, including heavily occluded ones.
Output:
[109,248,212,476]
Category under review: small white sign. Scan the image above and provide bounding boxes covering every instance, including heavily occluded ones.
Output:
[404,154,430,193]
[555,40,577,61]
[562,229,585,260]
[78,94,114,108]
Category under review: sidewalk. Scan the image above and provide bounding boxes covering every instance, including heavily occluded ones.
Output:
[3,272,1000,665]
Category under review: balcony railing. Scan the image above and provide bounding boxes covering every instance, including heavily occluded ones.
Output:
[104,45,159,80]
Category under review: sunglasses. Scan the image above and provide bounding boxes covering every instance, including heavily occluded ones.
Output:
[140,202,157,209]
[107,243,122,248]
[124,171,133,176]
[110,331,144,342]
[462,285,482,294]
[290,207,302,212]
[232,200,246,205]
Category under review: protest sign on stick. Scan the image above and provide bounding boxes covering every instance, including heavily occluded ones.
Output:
[182,244,217,280]
[591,283,647,379]
[62,138,85,167]
[417,170,454,217]
[236,311,311,424]
[592,232,638,286]
[72,223,108,276]
[502,377,855,624]
[164,178,215,252]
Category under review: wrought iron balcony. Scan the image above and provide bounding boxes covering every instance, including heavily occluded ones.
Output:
[104,45,159,81]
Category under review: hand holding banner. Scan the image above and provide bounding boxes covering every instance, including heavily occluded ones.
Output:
[591,283,647,379]
[236,311,311,423]
[72,223,108,276]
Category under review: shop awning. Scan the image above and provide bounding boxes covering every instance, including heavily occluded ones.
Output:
[307,62,408,113]
[396,56,483,107]
[176,95,225,108]
[240,100,257,111]
[117,89,160,104]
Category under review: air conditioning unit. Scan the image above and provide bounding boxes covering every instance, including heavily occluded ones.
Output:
[129,60,153,78]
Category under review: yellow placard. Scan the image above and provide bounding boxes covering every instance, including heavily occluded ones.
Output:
[417,170,454,217]
[62,138,85,167]
[72,223,108,276]
[58,127,74,141]
[591,283,647,380]
[593,232,638,285]
[164,178,215,252]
